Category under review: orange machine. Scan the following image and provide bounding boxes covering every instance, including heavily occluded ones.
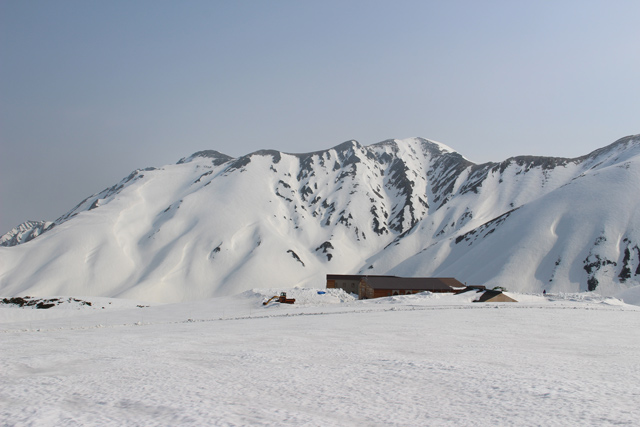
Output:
[263,292,296,305]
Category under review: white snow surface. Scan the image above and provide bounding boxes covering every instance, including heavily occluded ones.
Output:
[2,135,640,302]
[1,289,639,426]
[615,285,640,306]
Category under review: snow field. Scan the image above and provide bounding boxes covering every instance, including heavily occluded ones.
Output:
[1,290,639,426]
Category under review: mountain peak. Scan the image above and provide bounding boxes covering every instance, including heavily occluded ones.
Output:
[177,150,234,165]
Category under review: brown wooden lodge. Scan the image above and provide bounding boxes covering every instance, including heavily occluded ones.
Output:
[326,274,476,300]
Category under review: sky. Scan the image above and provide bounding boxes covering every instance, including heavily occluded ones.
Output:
[1,0,639,233]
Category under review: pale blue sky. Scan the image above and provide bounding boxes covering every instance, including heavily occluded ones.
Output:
[1,0,639,232]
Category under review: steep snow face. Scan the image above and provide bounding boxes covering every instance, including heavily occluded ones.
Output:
[380,135,640,295]
[1,135,640,302]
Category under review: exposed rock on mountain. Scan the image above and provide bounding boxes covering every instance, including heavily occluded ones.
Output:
[0,220,53,247]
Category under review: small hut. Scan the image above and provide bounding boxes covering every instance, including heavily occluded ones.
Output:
[474,290,517,303]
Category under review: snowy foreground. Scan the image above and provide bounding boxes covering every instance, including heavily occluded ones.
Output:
[2,288,640,426]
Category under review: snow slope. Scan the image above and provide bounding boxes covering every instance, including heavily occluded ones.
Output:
[1,290,639,426]
[2,135,640,302]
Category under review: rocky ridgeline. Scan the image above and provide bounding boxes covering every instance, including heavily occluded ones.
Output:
[1,296,92,309]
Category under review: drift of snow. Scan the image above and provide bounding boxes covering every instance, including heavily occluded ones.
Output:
[1,289,639,426]
[615,285,640,306]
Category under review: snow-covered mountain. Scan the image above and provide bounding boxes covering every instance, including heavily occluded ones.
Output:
[2,135,639,302]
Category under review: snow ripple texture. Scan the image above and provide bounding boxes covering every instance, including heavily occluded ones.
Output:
[1,289,639,426]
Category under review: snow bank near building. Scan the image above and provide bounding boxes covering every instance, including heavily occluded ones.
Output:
[615,285,640,306]
[245,287,357,306]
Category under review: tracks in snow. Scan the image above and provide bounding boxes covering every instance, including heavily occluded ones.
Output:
[1,302,633,334]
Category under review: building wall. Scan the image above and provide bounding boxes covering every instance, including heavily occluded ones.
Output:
[329,275,462,299]
[359,281,375,299]
[372,289,445,298]
[373,289,393,298]
[327,278,360,296]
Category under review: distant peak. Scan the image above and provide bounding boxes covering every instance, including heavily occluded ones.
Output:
[178,150,234,165]
[584,134,640,159]
[1,220,54,247]
[332,140,362,152]
[371,137,458,157]
[416,137,457,154]
[250,149,282,161]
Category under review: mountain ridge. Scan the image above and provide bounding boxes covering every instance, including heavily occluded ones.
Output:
[1,134,639,302]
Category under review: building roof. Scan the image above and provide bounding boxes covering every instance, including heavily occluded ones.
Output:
[475,290,517,302]
[326,274,370,281]
[362,276,464,291]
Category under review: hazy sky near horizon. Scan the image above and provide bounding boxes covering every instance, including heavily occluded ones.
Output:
[1,0,639,232]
